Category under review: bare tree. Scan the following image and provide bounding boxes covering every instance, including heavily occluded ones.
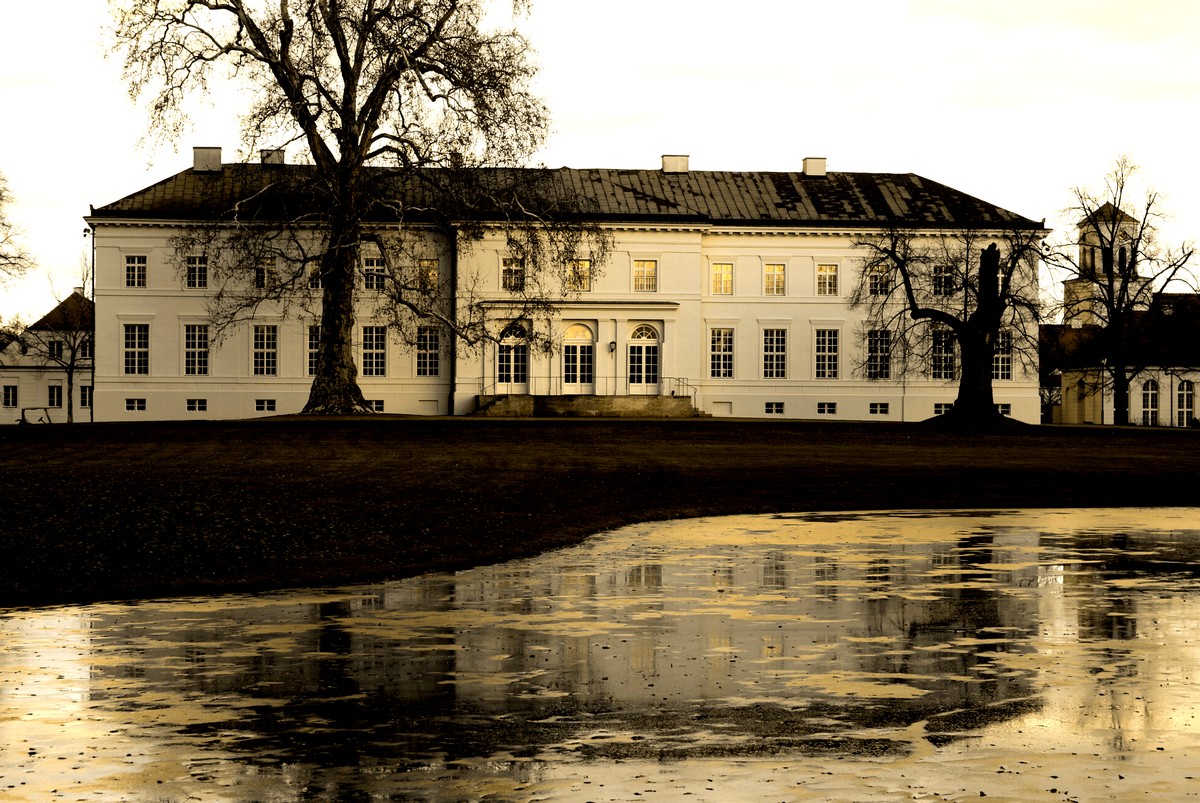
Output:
[1045,158,1194,426]
[0,172,33,288]
[851,225,1044,424]
[113,0,608,414]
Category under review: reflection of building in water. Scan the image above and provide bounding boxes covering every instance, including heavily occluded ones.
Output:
[4,514,1200,800]
[433,537,1047,718]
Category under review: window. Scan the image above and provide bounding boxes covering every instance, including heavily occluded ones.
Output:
[48,340,63,360]
[363,257,386,291]
[417,326,440,377]
[254,261,278,289]
[253,325,278,376]
[870,402,889,415]
[184,324,209,376]
[308,267,322,289]
[932,264,954,296]
[628,325,659,385]
[868,267,891,296]
[934,402,954,415]
[763,329,786,379]
[817,263,839,296]
[126,398,146,412]
[79,338,92,360]
[80,386,92,408]
[255,399,276,412]
[817,402,837,415]
[498,324,529,384]
[307,325,320,376]
[48,385,62,408]
[361,325,387,376]
[187,398,207,412]
[125,255,147,288]
[418,258,439,292]
[932,327,956,380]
[186,255,207,289]
[1178,380,1195,427]
[502,258,525,292]
[996,403,1012,417]
[867,329,891,380]
[566,259,591,292]
[765,402,784,415]
[633,259,657,292]
[563,324,594,385]
[366,400,384,412]
[711,262,733,295]
[991,330,1012,381]
[2,385,16,408]
[123,323,149,375]
[814,328,839,379]
[1142,379,1159,427]
[710,328,734,379]
[764,263,786,296]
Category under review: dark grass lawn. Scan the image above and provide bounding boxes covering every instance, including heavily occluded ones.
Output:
[3,416,1199,607]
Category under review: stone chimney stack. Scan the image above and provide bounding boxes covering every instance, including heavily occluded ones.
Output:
[803,156,827,177]
[661,154,689,173]
[193,146,222,172]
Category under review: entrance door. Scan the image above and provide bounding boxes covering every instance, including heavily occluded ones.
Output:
[497,323,529,394]
[628,324,660,395]
[562,324,595,394]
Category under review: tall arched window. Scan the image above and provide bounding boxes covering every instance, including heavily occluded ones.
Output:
[562,323,594,391]
[1178,380,1195,427]
[628,324,660,392]
[498,323,528,387]
[1142,379,1159,427]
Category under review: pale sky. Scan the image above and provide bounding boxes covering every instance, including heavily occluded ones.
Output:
[3,0,1199,318]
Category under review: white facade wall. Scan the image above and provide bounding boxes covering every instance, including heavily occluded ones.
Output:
[91,220,1040,423]
[1058,367,1200,428]
[0,356,93,424]
[91,222,455,421]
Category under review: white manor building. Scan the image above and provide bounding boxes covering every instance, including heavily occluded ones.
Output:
[86,149,1044,422]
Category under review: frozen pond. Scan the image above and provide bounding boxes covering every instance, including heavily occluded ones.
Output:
[3,509,1200,801]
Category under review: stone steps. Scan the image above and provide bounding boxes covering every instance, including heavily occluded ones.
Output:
[475,394,705,418]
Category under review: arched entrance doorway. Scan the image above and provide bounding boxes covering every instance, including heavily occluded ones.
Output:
[497,323,529,394]
[562,324,595,395]
[628,324,660,395]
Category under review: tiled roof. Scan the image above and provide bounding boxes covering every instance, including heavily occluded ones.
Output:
[90,163,1044,230]
[28,291,94,332]
[1041,293,1200,376]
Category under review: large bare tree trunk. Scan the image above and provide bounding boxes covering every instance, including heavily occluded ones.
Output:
[304,219,369,415]
[1111,365,1131,426]
[952,332,997,420]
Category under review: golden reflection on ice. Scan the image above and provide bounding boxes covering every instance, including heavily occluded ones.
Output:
[0,508,1199,801]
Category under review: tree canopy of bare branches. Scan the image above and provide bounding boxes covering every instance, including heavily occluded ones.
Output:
[1044,157,1195,425]
[0,172,33,288]
[851,225,1045,424]
[113,0,608,413]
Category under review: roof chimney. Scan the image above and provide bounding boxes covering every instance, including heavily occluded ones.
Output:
[661,154,689,174]
[260,148,285,165]
[193,146,222,172]
[802,156,827,177]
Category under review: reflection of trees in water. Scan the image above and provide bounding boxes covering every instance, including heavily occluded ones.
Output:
[855,533,1041,742]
